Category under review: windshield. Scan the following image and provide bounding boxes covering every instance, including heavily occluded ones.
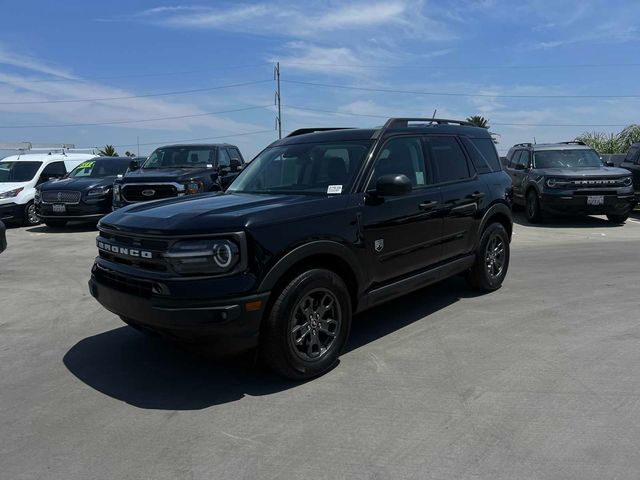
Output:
[142,146,215,169]
[534,149,603,169]
[0,161,42,182]
[68,159,129,178]
[227,140,373,195]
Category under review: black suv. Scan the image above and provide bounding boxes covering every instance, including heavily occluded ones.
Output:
[112,144,245,209]
[505,141,635,223]
[620,142,640,200]
[89,118,513,379]
[36,157,131,227]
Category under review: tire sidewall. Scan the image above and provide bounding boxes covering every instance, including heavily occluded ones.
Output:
[23,201,40,226]
[526,191,540,222]
[269,269,351,378]
[478,223,510,290]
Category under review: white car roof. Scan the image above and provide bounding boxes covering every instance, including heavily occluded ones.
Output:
[0,152,97,162]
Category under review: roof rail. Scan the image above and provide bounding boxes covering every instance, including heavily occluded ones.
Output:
[0,142,75,151]
[558,140,587,146]
[371,117,475,139]
[514,142,532,148]
[286,127,354,138]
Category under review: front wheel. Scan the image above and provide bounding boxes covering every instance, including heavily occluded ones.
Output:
[525,190,543,224]
[260,269,352,380]
[22,201,40,226]
[466,223,510,292]
[606,213,629,224]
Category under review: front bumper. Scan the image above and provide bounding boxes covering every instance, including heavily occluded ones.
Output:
[0,202,23,222]
[37,200,110,221]
[89,263,269,356]
[540,190,636,215]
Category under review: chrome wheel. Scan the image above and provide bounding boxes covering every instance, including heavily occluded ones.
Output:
[26,203,39,225]
[289,288,341,361]
[485,234,505,279]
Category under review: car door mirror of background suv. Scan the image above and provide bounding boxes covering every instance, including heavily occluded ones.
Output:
[374,174,413,197]
[229,158,241,173]
[514,163,527,171]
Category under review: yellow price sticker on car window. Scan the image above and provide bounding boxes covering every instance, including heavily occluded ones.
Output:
[76,161,95,170]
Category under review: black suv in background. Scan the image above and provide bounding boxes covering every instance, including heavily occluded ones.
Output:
[505,141,635,223]
[620,142,640,200]
[36,157,131,227]
[89,118,513,379]
[112,144,245,209]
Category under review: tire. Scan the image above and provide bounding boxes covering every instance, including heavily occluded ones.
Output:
[22,201,40,226]
[260,269,352,380]
[120,316,161,338]
[466,223,510,292]
[606,213,629,224]
[525,190,543,224]
[44,219,67,228]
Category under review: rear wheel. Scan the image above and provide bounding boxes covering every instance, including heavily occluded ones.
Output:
[22,201,40,226]
[44,219,67,228]
[525,190,543,223]
[466,223,510,292]
[606,213,629,224]
[260,269,351,380]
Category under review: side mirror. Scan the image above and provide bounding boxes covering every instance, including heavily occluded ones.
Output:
[605,160,615,167]
[375,174,412,196]
[229,158,241,173]
[514,163,526,171]
[129,160,140,171]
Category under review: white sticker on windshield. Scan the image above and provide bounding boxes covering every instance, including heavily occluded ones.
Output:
[206,164,213,168]
[327,185,343,194]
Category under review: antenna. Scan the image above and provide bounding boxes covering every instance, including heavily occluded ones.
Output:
[274,62,282,139]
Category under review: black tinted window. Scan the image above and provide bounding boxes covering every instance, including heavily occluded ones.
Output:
[371,137,430,187]
[625,147,638,162]
[0,161,42,182]
[508,151,522,168]
[227,148,242,162]
[428,136,470,183]
[42,161,66,176]
[218,148,231,167]
[471,138,501,171]
[519,151,530,168]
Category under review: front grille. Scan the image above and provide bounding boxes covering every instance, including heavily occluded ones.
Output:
[42,190,81,204]
[93,265,155,297]
[568,177,627,188]
[97,228,171,273]
[121,184,178,202]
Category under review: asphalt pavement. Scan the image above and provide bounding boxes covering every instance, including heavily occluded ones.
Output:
[1,212,640,479]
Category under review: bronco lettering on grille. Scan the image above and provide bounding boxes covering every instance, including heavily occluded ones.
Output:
[97,241,153,259]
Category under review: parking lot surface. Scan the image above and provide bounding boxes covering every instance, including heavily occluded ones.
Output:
[2,213,640,479]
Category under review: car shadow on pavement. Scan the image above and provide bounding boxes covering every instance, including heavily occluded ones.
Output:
[27,222,98,234]
[63,276,480,410]
[512,211,621,228]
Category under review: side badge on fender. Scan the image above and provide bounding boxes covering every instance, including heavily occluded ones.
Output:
[374,239,384,253]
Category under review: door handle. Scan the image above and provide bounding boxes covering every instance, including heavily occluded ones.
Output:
[419,200,439,211]
[468,191,485,200]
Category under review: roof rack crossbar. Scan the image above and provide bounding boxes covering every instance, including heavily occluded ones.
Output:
[558,140,587,146]
[514,142,532,147]
[0,142,76,151]
[286,127,354,138]
[372,117,476,139]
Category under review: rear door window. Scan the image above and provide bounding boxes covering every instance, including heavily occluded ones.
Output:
[426,136,471,183]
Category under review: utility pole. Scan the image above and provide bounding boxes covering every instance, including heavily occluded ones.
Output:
[274,62,282,139]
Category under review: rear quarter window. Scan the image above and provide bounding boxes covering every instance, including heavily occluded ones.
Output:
[469,137,502,172]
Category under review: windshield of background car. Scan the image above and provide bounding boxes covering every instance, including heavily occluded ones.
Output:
[227,140,373,195]
[0,161,42,182]
[534,149,603,169]
[142,146,215,169]
[68,159,130,178]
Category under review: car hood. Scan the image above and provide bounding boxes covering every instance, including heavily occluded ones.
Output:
[39,176,115,191]
[100,192,349,235]
[535,167,631,177]
[0,182,27,193]
[120,167,215,183]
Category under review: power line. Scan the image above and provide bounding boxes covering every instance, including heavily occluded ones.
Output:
[0,104,273,129]
[0,63,273,84]
[0,79,273,105]
[109,129,275,148]
[282,104,635,127]
[281,79,640,99]
[281,61,640,70]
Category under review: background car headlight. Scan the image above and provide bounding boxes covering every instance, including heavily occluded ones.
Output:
[34,189,41,203]
[183,180,203,195]
[622,176,633,187]
[164,239,240,275]
[0,187,24,199]
[112,184,121,202]
[87,186,111,197]
[545,178,557,188]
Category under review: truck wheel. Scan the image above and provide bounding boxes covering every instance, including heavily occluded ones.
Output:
[22,201,40,226]
[466,223,510,292]
[260,269,352,380]
[44,219,67,228]
[606,214,629,224]
[525,190,543,224]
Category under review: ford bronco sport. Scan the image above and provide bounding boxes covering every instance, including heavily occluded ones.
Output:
[89,118,513,379]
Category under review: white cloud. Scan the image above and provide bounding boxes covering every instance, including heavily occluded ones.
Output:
[0,45,77,80]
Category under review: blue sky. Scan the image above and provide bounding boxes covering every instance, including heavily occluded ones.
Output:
[1,0,639,158]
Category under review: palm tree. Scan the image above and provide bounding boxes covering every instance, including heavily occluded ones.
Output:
[576,131,622,154]
[99,145,118,157]
[466,115,490,129]
[618,124,640,152]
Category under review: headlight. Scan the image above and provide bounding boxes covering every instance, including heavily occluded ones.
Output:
[113,184,121,202]
[0,187,24,199]
[623,176,633,187]
[164,239,240,275]
[545,178,557,188]
[34,189,41,203]
[183,180,203,195]
[87,186,111,197]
